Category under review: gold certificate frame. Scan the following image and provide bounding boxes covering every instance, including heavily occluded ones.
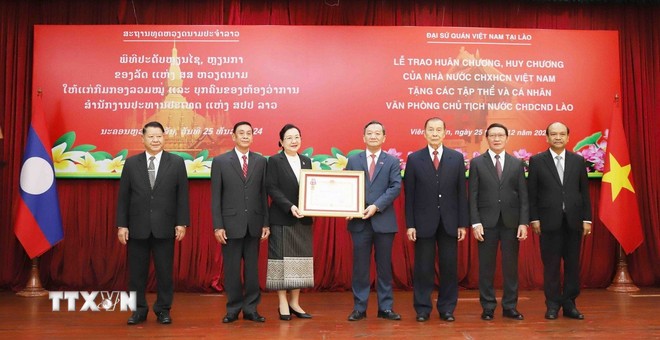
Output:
[298,170,365,218]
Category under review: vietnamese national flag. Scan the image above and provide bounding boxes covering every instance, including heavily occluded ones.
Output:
[599,99,643,254]
[14,95,64,259]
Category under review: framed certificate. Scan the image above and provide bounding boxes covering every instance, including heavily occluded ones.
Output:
[298,170,365,218]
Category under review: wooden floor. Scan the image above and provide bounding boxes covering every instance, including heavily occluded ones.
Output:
[0,288,659,339]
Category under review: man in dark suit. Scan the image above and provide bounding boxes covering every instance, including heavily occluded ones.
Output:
[116,121,190,325]
[345,121,402,321]
[404,117,469,322]
[468,123,529,321]
[528,122,592,320]
[211,121,270,323]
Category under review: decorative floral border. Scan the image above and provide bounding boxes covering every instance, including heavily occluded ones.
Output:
[50,130,607,178]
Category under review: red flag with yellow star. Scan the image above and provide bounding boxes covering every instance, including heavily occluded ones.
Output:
[599,99,643,254]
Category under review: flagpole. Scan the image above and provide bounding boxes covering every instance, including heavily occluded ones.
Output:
[606,245,639,292]
[16,257,49,297]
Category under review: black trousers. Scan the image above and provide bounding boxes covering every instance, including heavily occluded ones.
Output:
[350,221,395,312]
[222,235,261,315]
[127,235,174,315]
[539,214,582,311]
[413,222,458,315]
[478,214,519,310]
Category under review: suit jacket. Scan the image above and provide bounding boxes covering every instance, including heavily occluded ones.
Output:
[116,151,190,239]
[527,149,591,231]
[345,151,402,233]
[404,146,469,237]
[266,152,313,226]
[211,150,268,239]
[468,152,529,229]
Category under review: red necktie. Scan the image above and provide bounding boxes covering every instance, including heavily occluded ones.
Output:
[368,154,376,180]
[242,154,248,178]
[433,150,440,170]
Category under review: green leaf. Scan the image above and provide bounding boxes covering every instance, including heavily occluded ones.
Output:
[72,144,97,152]
[319,163,331,170]
[312,154,331,162]
[54,131,76,152]
[331,147,344,157]
[196,149,209,161]
[573,132,602,152]
[90,151,112,161]
[116,149,128,160]
[347,149,364,157]
[170,151,194,161]
[301,147,314,157]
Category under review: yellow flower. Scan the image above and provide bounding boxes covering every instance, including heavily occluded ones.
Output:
[75,153,99,172]
[98,156,125,173]
[185,157,211,173]
[311,161,322,170]
[51,143,85,172]
[327,154,348,170]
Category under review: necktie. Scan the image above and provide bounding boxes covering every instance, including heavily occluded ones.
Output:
[432,150,440,170]
[368,154,376,180]
[555,155,564,184]
[495,154,502,180]
[242,154,248,178]
[148,156,156,188]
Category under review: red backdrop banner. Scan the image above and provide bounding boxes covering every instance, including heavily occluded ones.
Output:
[33,25,619,178]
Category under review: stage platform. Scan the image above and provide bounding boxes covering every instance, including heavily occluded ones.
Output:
[1,288,658,339]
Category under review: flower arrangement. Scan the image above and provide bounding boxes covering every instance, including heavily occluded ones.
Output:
[573,130,607,173]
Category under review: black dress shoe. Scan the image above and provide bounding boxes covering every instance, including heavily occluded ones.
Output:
[439,312,455,322]
[244,312,266,322]
[545,309,559,320]
[503,308,524,320]
[347,310,366,321]
[563,308,584,320]
[481,309,494,321]
[289,307,312,319]
[279,308,292,321]
[416,314,430,322]
[377,309,401,320]
[127,312,146,325]
[222,313,239,323]
[155,311,172,324]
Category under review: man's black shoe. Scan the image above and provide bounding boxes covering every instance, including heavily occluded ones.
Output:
[439,312,455,322]
[127,312,146,325]
[377,309,401,320]
[222,313,239,323]
[155,311,172,324]
[347,310,366,321]
[243,312,266,322]
[503,308,524,320]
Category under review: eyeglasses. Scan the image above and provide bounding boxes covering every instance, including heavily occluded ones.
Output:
[283,135,301,142]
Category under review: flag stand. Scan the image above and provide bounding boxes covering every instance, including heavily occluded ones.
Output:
[606,245,639,292]
[16,258,49,297]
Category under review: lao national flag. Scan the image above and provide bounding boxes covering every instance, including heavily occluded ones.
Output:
[14,96,64,259]
[598,99,643,254]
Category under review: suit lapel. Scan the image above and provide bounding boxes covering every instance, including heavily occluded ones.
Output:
[564,152,578,184]
[371,152,387,182]
[481,152,500,183]
[137,153,150,189]
[500,153,515,183]
[420,147,437,177]
[152,152,171,190]
[229,151,245,182]
[279,152,299,184]
[359,153,371,186]
[246,152,259,182]
[541,150,563,186]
